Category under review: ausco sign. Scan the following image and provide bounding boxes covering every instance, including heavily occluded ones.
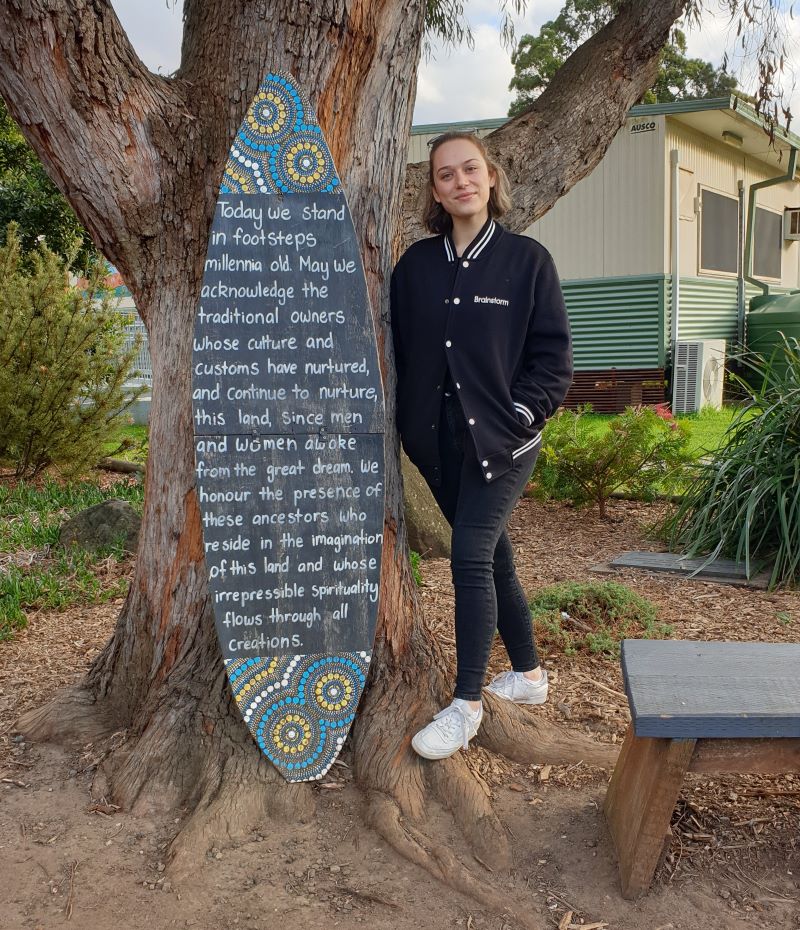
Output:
[630,121,657,134]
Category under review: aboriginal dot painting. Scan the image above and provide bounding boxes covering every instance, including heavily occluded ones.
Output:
[222,72,340,195]
[226,652,370,781]
[198,68,384,786]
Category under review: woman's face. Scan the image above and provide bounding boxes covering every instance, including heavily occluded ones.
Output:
[430,138,496,223]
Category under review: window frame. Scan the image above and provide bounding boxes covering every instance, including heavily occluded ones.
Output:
[697,185,740,279]
[752,204,783,283]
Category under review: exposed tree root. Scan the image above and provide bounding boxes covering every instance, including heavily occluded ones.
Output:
[168,752,313,879]
[351,627,617,920]
[16,684,117,746]
[480,694,619,768]
[15,680,314,881]
[365,790,545,930]
[425,752,511,871]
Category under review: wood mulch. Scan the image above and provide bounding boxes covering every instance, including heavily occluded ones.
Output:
[419,495,800,895]
[1,487,799,906]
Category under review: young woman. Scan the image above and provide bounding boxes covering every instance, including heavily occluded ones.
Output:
[390,131,573,760]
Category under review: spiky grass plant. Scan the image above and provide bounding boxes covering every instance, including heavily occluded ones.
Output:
[662,336,800,588]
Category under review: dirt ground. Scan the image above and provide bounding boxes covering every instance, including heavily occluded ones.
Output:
[1,495,799,930]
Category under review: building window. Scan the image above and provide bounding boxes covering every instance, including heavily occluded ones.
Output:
[753,206,782,281]
[699,188,739,276]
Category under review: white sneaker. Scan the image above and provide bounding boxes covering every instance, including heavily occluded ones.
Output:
[411,699,483,759]
[485,669,549,705]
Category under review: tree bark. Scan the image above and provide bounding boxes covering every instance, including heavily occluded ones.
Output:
[2,0,686,910]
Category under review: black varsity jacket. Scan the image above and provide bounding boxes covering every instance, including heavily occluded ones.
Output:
[390,218,573,486]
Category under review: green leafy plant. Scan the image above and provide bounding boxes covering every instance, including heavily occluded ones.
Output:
[0,225,142,478]
[529,580,670,658]
[0,477,143,639]
[410,549,423,587]
[534,404,693,516]
[0,477,143,551]
[0,99,97,267]
[661,337,800,588]
[0,541,130,640]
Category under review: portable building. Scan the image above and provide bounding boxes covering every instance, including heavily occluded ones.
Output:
[410,98,800,409]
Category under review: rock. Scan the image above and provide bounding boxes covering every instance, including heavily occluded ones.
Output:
[58,500,140,553]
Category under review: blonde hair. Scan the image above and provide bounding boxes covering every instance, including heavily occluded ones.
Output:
[423,131,513,235]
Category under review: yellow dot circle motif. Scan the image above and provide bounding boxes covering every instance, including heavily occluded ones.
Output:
[272,713,311,755]
[314,673,353,712]
[285,142,324,184]
[247,91,287,136]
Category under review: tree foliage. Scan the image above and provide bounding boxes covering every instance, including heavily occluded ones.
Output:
[0,98,97,267]
[508,0,738,116]
[0,225,139,478]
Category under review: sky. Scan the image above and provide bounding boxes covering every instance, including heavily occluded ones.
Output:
[111,0,799,127]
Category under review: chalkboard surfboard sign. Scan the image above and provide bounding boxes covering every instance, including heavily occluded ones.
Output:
[192,71,385,783]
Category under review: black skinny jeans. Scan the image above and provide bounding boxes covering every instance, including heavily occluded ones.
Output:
[426,392,541,701]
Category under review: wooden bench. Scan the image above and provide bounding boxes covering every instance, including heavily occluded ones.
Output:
[604,639,800,899]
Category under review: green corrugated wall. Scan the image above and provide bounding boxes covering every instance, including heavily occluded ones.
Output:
[676,277,739,343]
[677,278,793,346]
[562,274,794,371]
[561,275,668,371]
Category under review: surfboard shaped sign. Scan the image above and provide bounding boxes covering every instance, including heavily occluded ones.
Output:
[192,71,385,783]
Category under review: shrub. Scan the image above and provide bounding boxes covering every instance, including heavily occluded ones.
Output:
[410,549,423,586]
[661,337,800,588]
[534,404,693,516]
[529,580,670,658]
[0,225,141,477]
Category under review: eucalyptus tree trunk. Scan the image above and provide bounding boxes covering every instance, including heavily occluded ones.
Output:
[1,0,687,918]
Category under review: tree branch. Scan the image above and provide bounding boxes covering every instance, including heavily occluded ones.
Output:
[0,0,178,273]
[403,0,689,243]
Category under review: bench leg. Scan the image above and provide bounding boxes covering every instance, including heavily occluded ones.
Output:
[604,723,696,899]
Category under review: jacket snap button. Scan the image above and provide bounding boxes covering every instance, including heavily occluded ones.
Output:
[462,260,469,268]
[445,298,449,304]
[482,460,488,467]
[445,340,452,348]
[456,382,461,389]
[468,418,475,426]
[486,472,492,480]
[453,297,460,305]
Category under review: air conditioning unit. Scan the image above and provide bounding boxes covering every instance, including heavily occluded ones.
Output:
[672,340,726,414]
[784,208,800,240]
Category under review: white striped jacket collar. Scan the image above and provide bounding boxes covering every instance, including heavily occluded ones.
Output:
[443,217,498,262]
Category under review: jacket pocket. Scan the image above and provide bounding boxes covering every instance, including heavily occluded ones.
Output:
[513,401,535,427]
[511,429,542,460]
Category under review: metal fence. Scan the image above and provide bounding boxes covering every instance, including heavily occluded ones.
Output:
[120,312,152,387]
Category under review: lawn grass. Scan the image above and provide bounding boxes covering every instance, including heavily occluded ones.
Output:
[102,423,148,461]
[578,405,739,457]
[0,477,144,639]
